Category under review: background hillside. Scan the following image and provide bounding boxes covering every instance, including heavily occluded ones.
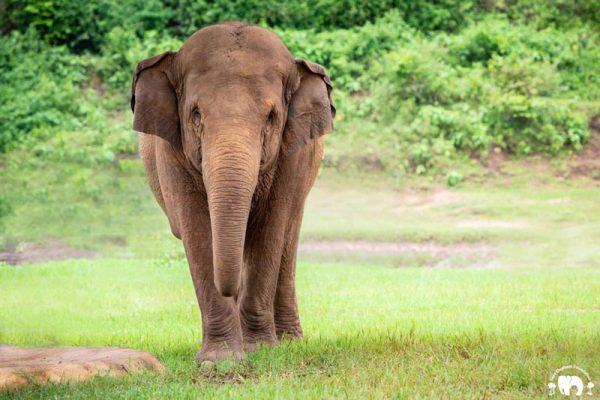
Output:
[0,0,599,248]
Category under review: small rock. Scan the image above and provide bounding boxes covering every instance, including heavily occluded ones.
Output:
[0,345,164,391]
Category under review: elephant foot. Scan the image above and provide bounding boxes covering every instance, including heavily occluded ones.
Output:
[239,307,278,351]
[276,324,303,341]
[195,341,244,365]
[242,336,278,352]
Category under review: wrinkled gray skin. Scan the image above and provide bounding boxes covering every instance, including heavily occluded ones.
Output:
[131,22,334,363]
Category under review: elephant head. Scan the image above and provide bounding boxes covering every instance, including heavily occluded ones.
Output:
[557,375,584,396]
[130,22,335,297]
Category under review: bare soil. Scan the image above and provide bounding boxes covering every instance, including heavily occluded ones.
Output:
[0,242,94,265]
[299,240,494,258]
[395,189,462,209]
[570,128,600,180]
[0,345,163,391]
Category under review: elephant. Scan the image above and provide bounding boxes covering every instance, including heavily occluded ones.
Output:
[130,22,334,363]
[557,375,584,396]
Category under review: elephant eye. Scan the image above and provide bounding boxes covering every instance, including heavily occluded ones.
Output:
[193,109,202,127]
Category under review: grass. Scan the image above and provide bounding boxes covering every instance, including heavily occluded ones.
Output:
[1,156,599,398]
[1,260,598,399]
[2,159,599,269]
[301,167,600,272]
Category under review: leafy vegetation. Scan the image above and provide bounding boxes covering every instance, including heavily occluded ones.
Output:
[0,1,598,240]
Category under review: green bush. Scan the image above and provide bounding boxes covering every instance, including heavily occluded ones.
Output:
[355,18,594,172]
[445,171,462,187]
[487,53,561,97]
[98,28,182,90]
[3,0,479,50]
[3,0,171,52]
[0,3,598,177]
[491,0,600,29]
[410,105,490,154]
[484,95,588,155]
[447,18,600,99]
[168,0,410,35]
[370,41,460,111]
[278,11,414,94]
[0,30,86,151]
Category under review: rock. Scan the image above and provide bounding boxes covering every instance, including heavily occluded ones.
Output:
[0,345,164,391]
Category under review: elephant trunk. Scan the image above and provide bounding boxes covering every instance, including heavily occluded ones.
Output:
[202,130,260,297]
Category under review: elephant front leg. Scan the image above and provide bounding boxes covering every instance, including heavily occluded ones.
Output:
[183,238,244,363]
[238,230,285,349]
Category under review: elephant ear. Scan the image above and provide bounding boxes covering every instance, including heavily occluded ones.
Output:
[282,59,336,155]
[130,52,180,147]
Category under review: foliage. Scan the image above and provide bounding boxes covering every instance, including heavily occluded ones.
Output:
[446,17,600,99]
[358,18,595,173]
[484,95,588,155]
[445,170,462,187]
[98,28,182,90]
[3,0,476,51]
[0,30,87,152]
[276,11,415,94]
[489,0,600,29]
[2,0,171,52]
[0,3,598,177]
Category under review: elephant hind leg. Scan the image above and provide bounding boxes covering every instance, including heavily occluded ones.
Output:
[274,218,303,340]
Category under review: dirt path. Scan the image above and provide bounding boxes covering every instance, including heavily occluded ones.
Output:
[299,240,494,257]
[298,240,496,268]
[0,240,495,268]
[0,242,94,265]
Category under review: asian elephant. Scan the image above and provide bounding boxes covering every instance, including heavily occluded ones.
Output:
[130,22,334,363]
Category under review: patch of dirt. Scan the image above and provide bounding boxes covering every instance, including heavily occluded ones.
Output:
[0,345,164,391]
[0,242,94,265]
[569,126,600,180]
[397,189,462,209]
[454,219,530,229]
[484,147,508,174]
[358,153,385,172]
[299,240,494,260]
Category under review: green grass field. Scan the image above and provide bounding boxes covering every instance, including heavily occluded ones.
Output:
[1,261,598,398]
[1,167,599,399]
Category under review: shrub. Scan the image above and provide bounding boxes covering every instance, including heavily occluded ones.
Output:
[487,53,561,97]
[447,18,509,66]
[409,105,490,154]
[448,17,600,99]
[445,171,462,187]
[357,17,592,172]
[491,0,600,29]
[484,95,588,155]
[277,11,415,94]
[1,7,597,176]
[369,40,460,118]
[98,28,182,90]
[3,0,171,52]
[0,30,86,151]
